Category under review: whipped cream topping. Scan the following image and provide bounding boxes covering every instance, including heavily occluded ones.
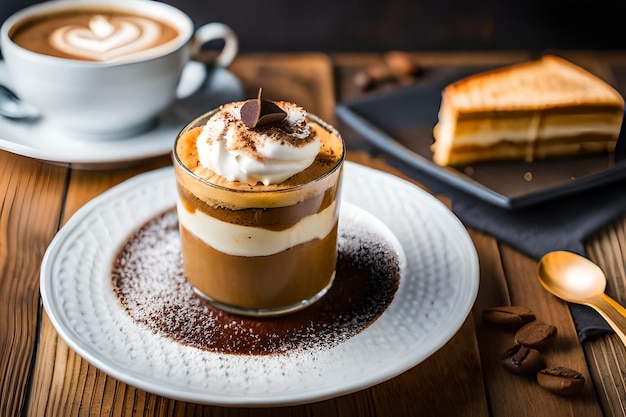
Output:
[48,15,163,62]
[196,101,320,186]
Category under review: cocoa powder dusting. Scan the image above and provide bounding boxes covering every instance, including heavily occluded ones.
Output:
[112,209,400,356]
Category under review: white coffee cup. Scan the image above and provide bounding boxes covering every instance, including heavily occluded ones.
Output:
[0,0,238,140]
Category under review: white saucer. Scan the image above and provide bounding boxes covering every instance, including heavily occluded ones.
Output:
[0,61,244,169]
[40,162,479,407]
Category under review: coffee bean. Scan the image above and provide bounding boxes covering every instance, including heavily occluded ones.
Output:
[353,65,393,91]
[500,344,545,375]
[353,52,422,91]
[515,321,557,349]
[482,306,536,329]
[537,367,585,396]
[383,51,422,83]
[353,70,375,90]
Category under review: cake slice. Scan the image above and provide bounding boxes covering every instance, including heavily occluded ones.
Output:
[431,55,625,166]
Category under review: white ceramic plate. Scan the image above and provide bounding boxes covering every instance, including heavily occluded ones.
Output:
[40,161,479,407]
[0,62,243,169]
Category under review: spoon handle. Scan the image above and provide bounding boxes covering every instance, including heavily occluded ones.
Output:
[590,294,626,347]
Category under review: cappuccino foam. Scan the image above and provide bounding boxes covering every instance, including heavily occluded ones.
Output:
[10,9,179,62]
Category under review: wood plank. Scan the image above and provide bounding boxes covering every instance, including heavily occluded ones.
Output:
[0,151,68,417]
[585,218,626,417]
[470,228,603,417]
[581,54,626,417]
[26,159,171,416]
[368,317,488,416]
[60,156,172,220]
[500,245,602,416]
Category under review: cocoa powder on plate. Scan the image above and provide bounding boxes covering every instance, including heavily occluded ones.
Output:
[112,209,401,355]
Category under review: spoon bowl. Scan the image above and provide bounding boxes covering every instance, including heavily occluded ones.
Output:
[537,250,607,302]
[0,84,40,121]
[538,250,626,347]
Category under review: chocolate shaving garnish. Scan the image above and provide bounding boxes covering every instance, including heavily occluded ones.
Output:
[241,88,287,128]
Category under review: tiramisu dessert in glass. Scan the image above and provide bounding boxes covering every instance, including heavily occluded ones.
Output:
[173,91,345,316]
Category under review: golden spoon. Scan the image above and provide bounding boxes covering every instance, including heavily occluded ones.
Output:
[537,250,626,346]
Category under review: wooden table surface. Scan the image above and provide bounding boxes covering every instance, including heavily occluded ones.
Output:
[2,51,626,416]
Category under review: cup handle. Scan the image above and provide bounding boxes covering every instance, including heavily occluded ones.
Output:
[191,22,238,68]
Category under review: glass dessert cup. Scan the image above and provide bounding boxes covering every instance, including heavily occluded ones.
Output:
[173,109,345,317]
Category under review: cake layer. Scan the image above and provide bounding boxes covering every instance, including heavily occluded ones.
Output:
[434,110,622,165]
[438,134,616,166]
[431,55,625,166]
[443,55,624,112]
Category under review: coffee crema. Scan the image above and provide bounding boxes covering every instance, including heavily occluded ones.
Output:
[10,9,179,62]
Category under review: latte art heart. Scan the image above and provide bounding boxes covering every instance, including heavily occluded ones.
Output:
[49,15,163,62]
